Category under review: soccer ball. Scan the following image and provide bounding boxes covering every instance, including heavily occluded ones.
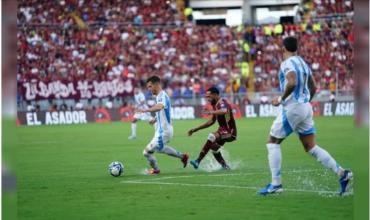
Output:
[108,161,124,177]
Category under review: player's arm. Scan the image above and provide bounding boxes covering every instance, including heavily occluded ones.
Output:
[307,74,316,102]
[188,115,216,136]
[272,71,297,106]
[204,108,227,116]
[281,71,297,101]
[137,103,164,113]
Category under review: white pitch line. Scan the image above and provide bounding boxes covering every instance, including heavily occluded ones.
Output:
[146,173,257,181]
[121,180,337,194]
[124,169,320,182]
[120,169,342,194]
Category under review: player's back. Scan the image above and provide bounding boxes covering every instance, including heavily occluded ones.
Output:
[279,55,312,106]
[214,98,236,134]
[155,90,173,135]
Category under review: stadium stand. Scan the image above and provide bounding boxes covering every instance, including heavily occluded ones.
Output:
[17,0,353,110]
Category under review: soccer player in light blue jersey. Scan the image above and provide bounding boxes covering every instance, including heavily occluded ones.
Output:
[258,37,352,195]
[136,76,189,175]
[128,87,153,140]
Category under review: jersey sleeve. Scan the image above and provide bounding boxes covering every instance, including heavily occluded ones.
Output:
[216,99,227,110]
[281,60,295,76]
[156,93,167,109]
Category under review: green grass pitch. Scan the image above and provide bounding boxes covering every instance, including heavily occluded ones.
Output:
[12,117,365,220]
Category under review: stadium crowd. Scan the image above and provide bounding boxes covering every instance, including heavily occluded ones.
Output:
[17,0,354,110]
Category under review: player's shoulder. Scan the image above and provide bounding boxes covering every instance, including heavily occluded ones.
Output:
[217,98,229,108]
[156,91,167,101]
[281,56,296,73]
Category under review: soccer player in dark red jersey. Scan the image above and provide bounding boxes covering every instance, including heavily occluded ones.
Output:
[188,87,237,170]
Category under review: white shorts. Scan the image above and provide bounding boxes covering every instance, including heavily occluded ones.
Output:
[133,112,153,121]
[270,103,315,139]
[144,130,174,153]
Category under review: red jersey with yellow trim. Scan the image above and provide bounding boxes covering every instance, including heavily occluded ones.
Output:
[212,98,237,136]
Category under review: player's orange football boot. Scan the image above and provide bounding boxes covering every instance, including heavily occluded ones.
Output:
[146,168,160,175]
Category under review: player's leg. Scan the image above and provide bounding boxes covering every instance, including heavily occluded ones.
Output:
[266,135,284,184]
[157,134,189,168]
[297,103,353,194]
[211,146,229,170]
[259,109,291,195]
[211,131,236,169]
[300,133,343,174]
[190,132,220,169]
[298,122,352,195]
[128,116,139,139]
[142,139,160,174]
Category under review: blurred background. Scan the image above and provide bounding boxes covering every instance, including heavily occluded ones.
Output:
[14,0,359,114]
[3,0,369,219]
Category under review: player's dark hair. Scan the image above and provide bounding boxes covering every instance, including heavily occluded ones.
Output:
[146,75,161,84]
[207,87,220,95]
[283,37,298,52]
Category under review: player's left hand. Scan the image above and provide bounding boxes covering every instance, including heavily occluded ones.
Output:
[271,96,281,106]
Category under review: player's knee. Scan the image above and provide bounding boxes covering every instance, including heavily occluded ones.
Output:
[303,143,315,152]
[207,133,216,142]
[143,149,152,157]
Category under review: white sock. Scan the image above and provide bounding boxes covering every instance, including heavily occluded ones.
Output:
[267,143,282,185]
[308,145,344,176]
[144,152,158,170]
[131,123,137,137]
[159,146,182,159]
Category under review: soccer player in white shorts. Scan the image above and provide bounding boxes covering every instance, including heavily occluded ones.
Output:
[136,76,189,175]
[258,37,352,195]
[128,88,153,139]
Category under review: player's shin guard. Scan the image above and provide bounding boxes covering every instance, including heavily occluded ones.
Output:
[143,150,158,170]
[159,146,183,159]
[267,143,282,186]
[308,145,344,176]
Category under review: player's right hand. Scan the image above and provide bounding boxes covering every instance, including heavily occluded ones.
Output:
[188,128,196,136]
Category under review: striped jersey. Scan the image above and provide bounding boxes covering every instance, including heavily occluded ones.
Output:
[279,55,312,106]
[155,90,172,134]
